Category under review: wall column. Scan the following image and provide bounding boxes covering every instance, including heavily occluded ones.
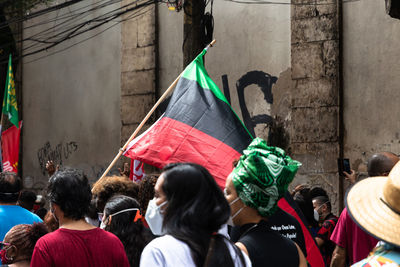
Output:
[290,0,341,211]
[120,1,157,150]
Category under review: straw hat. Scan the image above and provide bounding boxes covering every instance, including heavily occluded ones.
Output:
[346,161,400,246]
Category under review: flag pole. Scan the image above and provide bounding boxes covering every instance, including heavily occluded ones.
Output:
[97,40,217,182]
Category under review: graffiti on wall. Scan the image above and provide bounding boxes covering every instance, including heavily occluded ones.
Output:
[37,141,78,175]
[157,70,278,138]
[222,71,278,137]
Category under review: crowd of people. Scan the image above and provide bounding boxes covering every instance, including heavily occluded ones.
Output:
[0,137,399,266]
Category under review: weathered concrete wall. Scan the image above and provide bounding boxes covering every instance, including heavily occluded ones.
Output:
[22,2,122,189]
[157,1,291,141]
[343,0,400,177]
[120,2,156,147]
[120,2,157,175]
[290,0,340,212]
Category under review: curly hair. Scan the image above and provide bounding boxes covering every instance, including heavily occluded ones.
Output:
[4,223,48,261]
[137,174,158,214]
[47,168,91,220]
[92,175,139,212]
[104,195,153,267]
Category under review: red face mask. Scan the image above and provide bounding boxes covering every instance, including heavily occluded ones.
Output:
[0,247,12,264]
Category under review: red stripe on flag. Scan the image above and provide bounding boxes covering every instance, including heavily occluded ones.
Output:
[124,117,242,188]
[1,124,21,173]
[278,197,325,267]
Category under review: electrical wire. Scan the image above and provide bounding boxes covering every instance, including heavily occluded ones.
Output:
[22,0,124,50]
[0,0,157,64]
[0,0,84,29]
[24,5,153,64]
[223,0,360,5]
[0,0,129,54]
[0,0,360,65]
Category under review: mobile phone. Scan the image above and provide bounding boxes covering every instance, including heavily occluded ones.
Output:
[338,158,351,176]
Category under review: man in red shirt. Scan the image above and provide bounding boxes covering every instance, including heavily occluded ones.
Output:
[31,168,129,267]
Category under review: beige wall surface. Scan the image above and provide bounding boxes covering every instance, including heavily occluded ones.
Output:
[157,1,291,140]
[22,1,122,189]
[343,0,400,175]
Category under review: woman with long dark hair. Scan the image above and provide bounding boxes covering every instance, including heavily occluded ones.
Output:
[140,163,250,267]
[102,195,153,267]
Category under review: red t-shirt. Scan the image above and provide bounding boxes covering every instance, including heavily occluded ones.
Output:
[330,208,378,264]
[31,227,129,267]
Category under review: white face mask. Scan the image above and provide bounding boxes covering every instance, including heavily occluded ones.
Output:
[313,209,319,222]
[145,198,167,236]
[100,208,140,230]
[314,201,329,222]
[227,197,244,226]
[100,220,107,230]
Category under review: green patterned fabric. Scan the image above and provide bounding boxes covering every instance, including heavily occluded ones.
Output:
[232,138,301,217]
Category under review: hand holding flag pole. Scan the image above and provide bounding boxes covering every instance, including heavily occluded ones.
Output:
[96,40,217,183]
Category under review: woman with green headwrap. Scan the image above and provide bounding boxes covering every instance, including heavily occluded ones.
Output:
[224,138,307,267]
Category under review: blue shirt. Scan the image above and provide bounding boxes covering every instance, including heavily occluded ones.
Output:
[0,205,42,240]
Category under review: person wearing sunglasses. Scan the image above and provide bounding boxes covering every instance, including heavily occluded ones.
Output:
[0,223,48,267]
[101,195,153,267]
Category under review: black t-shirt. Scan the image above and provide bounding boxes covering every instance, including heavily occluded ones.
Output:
[267,207,307,257]
[232,220,299,267]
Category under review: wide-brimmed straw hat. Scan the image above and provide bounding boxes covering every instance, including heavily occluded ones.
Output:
[346,161,400,247]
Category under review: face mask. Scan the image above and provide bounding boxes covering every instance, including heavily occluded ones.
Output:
[314,201,329,222]
[0,247,12,264]
[145,198,167,236]
[100,208,141,230]
[313,209,319,222]
[227,197,244,226]
[100,220,106,230]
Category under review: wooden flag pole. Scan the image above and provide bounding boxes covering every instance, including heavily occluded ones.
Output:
[98,39,217,181]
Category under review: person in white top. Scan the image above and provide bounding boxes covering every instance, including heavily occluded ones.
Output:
[140,163,251,267]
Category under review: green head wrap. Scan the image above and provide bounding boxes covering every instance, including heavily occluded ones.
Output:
[231,138,301,217]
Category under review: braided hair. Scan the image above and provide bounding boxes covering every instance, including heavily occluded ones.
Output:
[5,223,48,261]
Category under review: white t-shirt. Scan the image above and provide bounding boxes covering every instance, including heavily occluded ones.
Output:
[140,234,252,267]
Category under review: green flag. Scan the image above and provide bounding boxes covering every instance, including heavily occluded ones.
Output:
[3,54,19,128]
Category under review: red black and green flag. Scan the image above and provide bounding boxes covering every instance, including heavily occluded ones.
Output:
[123,48,253,187]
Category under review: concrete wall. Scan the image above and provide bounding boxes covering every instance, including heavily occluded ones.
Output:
[289,0,340,212]
[157,1,291,140]
[343,0,400,177]
[120,2,156,148]
[22,1,122,189]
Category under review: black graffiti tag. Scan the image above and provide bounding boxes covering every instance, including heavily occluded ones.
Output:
[222,71,277,137]
[37,141,78,175]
